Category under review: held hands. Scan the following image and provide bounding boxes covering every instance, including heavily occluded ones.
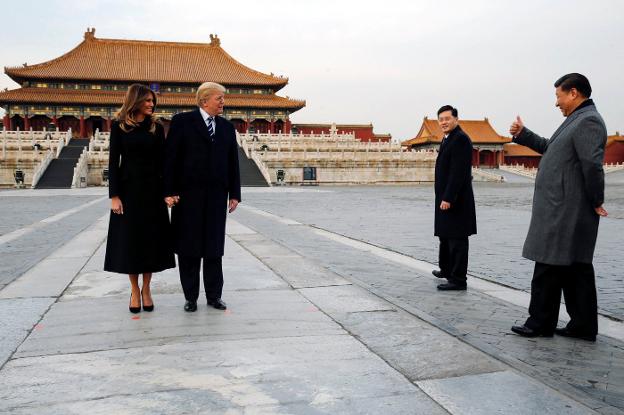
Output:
[595,205,608,217]
[164,196,180,208]
[509,116,524,137]
[229,199,239,213]
[111,196,124,214]
[440,201,451,210]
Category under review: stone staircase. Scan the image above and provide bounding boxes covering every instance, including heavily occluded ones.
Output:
[238,147,269,187]
[35,139,89,188]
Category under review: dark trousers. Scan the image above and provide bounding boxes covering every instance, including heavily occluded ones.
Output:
[438,236,469,284]
[525,262,598,335]
[178,255,224,302]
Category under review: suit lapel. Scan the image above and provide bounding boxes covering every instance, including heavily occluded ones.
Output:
[192,109,212,142]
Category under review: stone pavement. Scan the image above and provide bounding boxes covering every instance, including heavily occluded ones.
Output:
[0,188,615,414]
[231,198,624,414]
[238,182,624,321]
[0,188,109,290]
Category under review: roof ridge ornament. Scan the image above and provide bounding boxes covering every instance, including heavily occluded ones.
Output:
[209,34,220,47]
[84,27,96,41]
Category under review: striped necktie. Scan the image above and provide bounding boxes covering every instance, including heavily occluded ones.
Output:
[207,116,215,136]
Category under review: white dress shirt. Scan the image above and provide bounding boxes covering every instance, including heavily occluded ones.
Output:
[199,107,216,134]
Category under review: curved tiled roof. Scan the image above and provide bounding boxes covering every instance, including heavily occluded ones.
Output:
[607,134,624,147]
[5,30,289,88]
[0,87,305,110]
[401,117,511,146]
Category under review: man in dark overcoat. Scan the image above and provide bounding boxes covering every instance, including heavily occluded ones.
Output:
[510,73,607,341]
[432,105,477,291]
[164,82,241,312]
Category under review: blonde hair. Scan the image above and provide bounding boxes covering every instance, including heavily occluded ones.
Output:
[196,82,226,106]
[116,84,158,133]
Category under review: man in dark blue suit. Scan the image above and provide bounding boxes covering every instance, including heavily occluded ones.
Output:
[164,82,241,312]
[431,105,477,291]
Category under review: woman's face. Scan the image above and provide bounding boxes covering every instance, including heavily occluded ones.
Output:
[138,95,155,117]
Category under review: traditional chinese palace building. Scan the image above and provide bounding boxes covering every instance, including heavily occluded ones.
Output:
[292,123,391,142]
[401,117,511,168]
[0,29,305,137]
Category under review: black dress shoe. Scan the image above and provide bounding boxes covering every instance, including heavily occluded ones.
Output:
[511,325,553,338]
[207,298,227,310]
[184,300,197,312]
[432,270,447,279]
[437,282,467,291]
[554,327,596,342]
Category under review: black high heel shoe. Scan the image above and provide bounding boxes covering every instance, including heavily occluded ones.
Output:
[142,290,154,312]
[129,292,141,314]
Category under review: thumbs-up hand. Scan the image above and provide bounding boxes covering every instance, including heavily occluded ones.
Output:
[509,116,524,137]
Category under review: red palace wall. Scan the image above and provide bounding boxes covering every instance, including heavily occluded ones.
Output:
[293,125,390,142]
[504,156,541,168]
[605,142,624,164]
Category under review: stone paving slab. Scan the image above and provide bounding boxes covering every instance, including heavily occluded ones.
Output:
[14,291,343,359]
[1,335,447,415]
[0,257,90,299]
[0,297,54,367]
[299,285,396,313]
[0,193,109,289]
[233,233,354,289]
[417,370,594,415]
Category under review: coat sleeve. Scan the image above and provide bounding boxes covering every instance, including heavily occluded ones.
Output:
[108,122,122,198]
[442,134,472,203]
[163,115,182,196]
[513,127,549,154]
[228,124,242,202]
[572,116,606,208]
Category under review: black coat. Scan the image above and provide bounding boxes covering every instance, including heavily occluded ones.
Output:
[163,110,241,258]
[104,120,176,274]
[434,126,477,238]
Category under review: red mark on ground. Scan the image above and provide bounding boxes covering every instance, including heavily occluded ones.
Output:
[224,310,232,315]
[131,316,140,320]
[307,306,318,312]
[34,324,44,330]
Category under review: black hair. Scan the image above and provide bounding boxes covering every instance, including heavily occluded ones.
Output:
[437,105,458,117]
[554,73,592,98]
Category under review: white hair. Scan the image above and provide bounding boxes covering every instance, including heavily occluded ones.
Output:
[196,82,226,106]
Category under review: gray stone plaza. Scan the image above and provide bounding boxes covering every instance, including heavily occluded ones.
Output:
[0,177,623,414]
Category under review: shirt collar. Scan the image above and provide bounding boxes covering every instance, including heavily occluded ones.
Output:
[199,107,214,121]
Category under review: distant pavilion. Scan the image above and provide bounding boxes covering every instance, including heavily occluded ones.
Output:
[401,117,511,168]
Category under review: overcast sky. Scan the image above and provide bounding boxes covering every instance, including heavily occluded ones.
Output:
[1,0,622,141]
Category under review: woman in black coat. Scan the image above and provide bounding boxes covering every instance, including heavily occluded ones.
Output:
[104,84,175,313]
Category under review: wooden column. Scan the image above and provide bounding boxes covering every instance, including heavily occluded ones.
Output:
[285,119,292,134]
[106,117,112,132]
[269,119,275,134]
[3,114,9,129]
[52,115,58,126]
[79,116,86,138]
[24,115,30,131]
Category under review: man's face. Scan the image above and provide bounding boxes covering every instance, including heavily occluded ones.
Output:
[555,86,578,117]
[438,111,458,134]
[201,92,225,116]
